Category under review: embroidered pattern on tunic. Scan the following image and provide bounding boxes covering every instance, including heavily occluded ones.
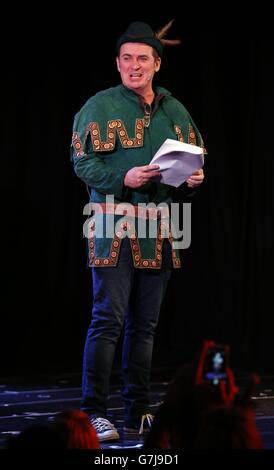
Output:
[87,119,144,152]
[72,132,85,157]
[188,124,197,145]
[88,220,181,269]
[174,125,184,142]
[175,124,207,154]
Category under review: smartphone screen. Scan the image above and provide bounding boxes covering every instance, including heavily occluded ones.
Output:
[204,348,227,385]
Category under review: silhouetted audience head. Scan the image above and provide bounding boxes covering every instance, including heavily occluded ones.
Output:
[195,404,263,449]
[7,424,66,449]
[144,340,263,449]
[52,409,100,449]
[7,409,100,449]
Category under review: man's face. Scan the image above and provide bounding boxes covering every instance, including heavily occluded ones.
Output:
[116,43,161,93]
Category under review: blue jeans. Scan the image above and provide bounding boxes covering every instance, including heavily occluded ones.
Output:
[81,238,172,423]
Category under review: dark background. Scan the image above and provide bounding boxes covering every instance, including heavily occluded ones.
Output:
[2,10,273,378]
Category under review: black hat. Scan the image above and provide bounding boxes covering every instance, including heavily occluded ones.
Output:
[116,21,164,57]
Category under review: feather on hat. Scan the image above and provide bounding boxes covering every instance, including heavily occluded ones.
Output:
[116,20,181,57]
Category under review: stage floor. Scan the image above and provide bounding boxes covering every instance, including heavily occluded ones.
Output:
[1,371,274,449]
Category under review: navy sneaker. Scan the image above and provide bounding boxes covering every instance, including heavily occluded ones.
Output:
[124,413,154,435]
[89,416,120,442]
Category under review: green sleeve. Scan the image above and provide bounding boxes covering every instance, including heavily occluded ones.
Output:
[73,153,129,200]
[71,109,129,200]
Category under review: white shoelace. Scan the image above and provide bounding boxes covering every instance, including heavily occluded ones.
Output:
[91,417,115,432]
[139,413,153,434]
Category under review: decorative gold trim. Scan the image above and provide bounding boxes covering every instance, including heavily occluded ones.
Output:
[130,226,164,269]
[87,119,144,152]
[188,124,197,145]
[71,132,85,157]
[175,124,206,155]
[174,125,184,142]
[168,231,181,268]
[88,229,122,267]
[88,221,181,269]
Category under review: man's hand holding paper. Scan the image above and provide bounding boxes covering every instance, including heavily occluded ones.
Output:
[150,139,205,187]
[186,168,204,188]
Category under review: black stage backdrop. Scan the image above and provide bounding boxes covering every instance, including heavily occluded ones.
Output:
[2,12,274,377]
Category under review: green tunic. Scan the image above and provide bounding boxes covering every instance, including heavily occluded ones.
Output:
[71,84,205,268]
